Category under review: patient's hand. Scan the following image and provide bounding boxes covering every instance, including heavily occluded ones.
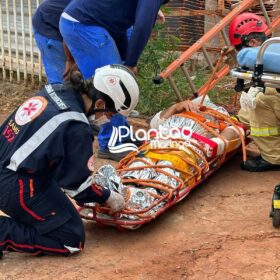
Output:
[160,100,200,120]
[173,100,200,114]
[157,10,165,24]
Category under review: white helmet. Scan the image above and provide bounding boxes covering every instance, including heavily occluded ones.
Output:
[93,65,139,116]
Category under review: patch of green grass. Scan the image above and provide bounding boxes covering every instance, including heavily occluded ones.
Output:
[136,27,236,116]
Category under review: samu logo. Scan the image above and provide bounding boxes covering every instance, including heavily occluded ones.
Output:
[108,125,193,154]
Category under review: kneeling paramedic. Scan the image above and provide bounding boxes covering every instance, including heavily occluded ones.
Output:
[0,64,139,258]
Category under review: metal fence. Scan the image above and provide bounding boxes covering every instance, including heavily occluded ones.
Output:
[0,0,41,84]
[0,0,227,84]
[0,0,278,84]
[164,0,278,50]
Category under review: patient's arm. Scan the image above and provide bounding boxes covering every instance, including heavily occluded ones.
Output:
[160,100,199,119]
[150,100,199,129]
[210,126,244,156]
[220,126,240,141]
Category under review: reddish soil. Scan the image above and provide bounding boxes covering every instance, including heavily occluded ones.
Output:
[1,82,280,280]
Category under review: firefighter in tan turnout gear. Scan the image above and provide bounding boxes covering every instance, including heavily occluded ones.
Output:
[229,12,280,172]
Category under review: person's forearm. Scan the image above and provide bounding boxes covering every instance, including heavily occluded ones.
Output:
[160,104,178,119]
[63,42,76,79]
[72,182,111,205]
[63,42,74,62]
[150,103,187,129]
[124,26,149,67]
[125,0,160,66]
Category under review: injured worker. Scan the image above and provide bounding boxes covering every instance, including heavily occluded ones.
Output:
[150,98,243,144]
[229,12,280,172]
[82,97,246,228]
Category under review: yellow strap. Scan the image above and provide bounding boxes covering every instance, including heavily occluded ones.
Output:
[145,151,191,174]
[251,127,280,137]
[145,151,197,185]
[231,116,239,122]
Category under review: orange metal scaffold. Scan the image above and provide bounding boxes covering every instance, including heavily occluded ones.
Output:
[154,0,280,101]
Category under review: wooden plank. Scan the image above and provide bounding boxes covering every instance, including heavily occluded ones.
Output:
[0,0,6,80]
[20,0,27,82]
[0,55,43,76]
[5,0,12,81]
[27,0,34,83]
[13,0,20,82]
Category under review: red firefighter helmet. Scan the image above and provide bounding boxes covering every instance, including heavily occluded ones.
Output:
[229,12,268,46]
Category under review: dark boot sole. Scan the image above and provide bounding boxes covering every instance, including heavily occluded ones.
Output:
[97,151,125,161]
[241,163,280,172]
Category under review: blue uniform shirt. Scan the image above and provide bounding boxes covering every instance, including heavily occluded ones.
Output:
[237,43,280,73]
[0,84,110,204]
[33,0,72,41]
[64,0,165,66]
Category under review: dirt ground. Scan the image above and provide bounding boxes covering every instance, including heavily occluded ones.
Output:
[0,82,280,280]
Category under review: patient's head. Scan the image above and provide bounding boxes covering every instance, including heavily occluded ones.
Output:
[229,12,268,51]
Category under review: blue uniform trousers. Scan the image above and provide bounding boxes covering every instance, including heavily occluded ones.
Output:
[59,18,132,150]
[0,167,84,255]
[34,30,66,84]
[59,17,122,79]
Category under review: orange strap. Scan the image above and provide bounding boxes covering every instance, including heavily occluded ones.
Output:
[176,111,227,132]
